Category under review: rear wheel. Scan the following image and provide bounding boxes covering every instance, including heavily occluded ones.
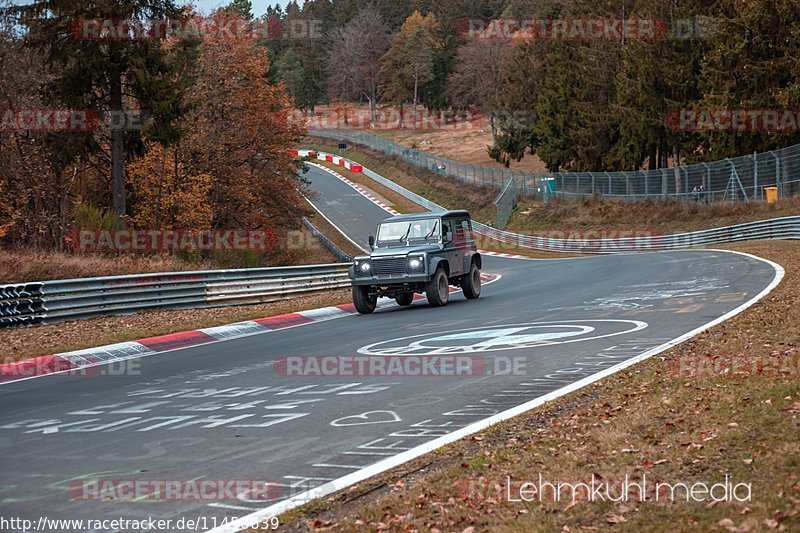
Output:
[425,267,449,307]
[462,262,481,299]
[395,292,413,306]
[352,285,377,314]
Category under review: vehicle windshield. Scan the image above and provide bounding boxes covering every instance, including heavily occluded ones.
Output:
[377,218,441,245]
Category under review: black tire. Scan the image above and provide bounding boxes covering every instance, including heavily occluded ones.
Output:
[425,267,449,307]
[395,292,414,306]
[352,285,377,314]
[462,262,481,299]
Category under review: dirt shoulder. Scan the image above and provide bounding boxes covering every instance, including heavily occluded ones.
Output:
[268,240,799,532]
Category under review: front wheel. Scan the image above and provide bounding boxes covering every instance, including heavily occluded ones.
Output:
[352,285,377,314]
[462,262,481,299]
[395,292,413,306]
[425,267,449,307]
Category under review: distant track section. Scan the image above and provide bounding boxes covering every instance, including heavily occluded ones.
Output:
[302,151,800,254]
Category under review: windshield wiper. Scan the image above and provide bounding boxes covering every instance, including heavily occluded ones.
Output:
[399,223,412,242]
[424,221,438,239]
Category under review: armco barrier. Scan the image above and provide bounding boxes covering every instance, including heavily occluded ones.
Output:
[302,216,353,262]
[0,264,351,328]
[471,217,800,254]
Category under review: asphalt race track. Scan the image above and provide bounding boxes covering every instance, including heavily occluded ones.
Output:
[0,164,781,529]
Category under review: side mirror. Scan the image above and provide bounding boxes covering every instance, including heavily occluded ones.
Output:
[443,230,453,243]
[368,235,375,250]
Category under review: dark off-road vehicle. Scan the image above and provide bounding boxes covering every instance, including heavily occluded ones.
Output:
[348,210,482,314]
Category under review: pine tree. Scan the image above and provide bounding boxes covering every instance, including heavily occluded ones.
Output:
[17,0,188,221]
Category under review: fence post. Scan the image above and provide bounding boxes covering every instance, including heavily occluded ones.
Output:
[606,172,612,196]
[753,152,758,200]
[769,151,780,197]
[683,167,688,199]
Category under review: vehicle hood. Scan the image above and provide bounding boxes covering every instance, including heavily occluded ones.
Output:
[367,244,442,258]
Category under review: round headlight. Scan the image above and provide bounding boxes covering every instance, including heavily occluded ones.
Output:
[409,258,421,269]
[359,262,371,272]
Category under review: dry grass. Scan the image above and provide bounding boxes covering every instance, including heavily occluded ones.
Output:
[0,229,338,284]
[309,103,547,173]
[0,250,213,284]
[303,202,366,259]
[271,240,799,533]
[0,290,350,362]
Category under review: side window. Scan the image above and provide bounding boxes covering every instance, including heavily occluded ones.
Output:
[454,219,472,246]
[442,220,454,243]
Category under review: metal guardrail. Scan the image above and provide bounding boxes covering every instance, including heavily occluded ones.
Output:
[471,216,800,254]
[0,264,351,328]
[302,216,353,262]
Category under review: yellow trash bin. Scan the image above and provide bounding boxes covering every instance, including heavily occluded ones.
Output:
[765,186,778,204]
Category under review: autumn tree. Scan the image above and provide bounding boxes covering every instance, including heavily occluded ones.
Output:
[379,11,441,129]
[177,12,306,234]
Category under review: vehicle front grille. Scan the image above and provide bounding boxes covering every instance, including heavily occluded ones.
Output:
[371,256,406,277]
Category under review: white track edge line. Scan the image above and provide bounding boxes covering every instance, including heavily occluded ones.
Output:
[303,196,367,253]
[207,248,784,533]
[1,276,502,387]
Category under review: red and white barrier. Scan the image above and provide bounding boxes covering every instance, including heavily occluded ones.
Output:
[289,149,317,158]
[291,148,363,173]
[308,151,363,173]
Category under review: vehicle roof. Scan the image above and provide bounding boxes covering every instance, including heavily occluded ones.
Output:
[380,210,470,223]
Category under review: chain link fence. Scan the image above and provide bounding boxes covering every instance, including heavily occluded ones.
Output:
[310,130,800,226]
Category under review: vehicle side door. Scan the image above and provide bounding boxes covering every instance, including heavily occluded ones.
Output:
[441,219,462,276]
[453,218,474,274]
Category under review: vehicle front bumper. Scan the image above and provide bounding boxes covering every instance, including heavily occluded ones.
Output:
[349,274,431,286]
